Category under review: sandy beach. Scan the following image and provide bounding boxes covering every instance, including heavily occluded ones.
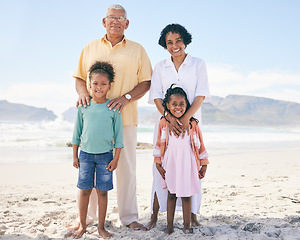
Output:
[0,148,300,239]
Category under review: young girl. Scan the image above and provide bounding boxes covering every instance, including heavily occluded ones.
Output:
[72,61,123,239]
[153,84,209,234]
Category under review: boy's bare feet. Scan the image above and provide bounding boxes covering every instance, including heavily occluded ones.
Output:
[67,218,94,231]
[165,225,174,235]
[127,221,146,231]
[191,213,201,226]
[67,221,80,231]
[72,224,87,239]
[145,215,157,230]
[98,227,112,239]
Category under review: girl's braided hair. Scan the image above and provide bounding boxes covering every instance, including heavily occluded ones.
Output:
[162,84,198,124]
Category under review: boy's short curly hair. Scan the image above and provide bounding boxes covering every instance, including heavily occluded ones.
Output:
[158,23,192,49]
[88,61,115,83]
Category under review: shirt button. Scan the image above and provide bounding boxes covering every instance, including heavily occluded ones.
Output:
[178,79,180,81]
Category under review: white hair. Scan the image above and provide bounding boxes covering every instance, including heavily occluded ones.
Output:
[106,4,127,18]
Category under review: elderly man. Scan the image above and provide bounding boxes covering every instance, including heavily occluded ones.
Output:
[72,4,152,232]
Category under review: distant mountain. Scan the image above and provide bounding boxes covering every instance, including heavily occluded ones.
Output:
[0,100,57,122]
[63,107,77,122]
[63,96,300,127]
[205,95,300,126]
[17,94,297,127]
[201,102,240,125]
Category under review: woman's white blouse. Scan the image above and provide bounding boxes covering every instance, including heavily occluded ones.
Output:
[148,54,211,122]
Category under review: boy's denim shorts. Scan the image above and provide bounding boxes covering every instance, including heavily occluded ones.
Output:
[77,150,113,191]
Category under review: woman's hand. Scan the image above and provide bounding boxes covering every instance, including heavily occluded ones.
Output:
[107,96,129,113]
[167,114,183,138]
[156,163,166,180]
[179,114,190,138]
[199,165,207,179]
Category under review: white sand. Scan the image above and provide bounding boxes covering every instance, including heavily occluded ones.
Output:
[0,148,300,239]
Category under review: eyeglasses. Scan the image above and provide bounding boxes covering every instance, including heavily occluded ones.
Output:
[106,15,127,22]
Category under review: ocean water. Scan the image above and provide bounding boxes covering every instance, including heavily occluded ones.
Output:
[138,124,300,155]
[0,119,300,164]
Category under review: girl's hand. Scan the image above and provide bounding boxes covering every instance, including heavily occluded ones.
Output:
[73,158,79,169]
[167,114,182,138]
[199,165,207,179]
[156,163,166,180]
[107,159,118,171]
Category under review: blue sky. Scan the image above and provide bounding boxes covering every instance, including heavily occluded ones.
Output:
[0,0,299,115]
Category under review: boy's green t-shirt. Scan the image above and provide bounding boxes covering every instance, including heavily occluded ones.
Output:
[72,100,123,154]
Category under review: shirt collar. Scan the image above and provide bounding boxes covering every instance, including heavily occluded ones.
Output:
[165,53,192,67]
[101,34,127,46]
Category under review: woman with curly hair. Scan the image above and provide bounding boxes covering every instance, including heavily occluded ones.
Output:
[147,23,210,230]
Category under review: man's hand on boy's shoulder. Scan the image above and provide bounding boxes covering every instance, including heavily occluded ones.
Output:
[76,93,91,108]
[107,96,129,113]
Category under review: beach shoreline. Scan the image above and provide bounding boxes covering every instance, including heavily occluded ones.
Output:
[0,148,299,239]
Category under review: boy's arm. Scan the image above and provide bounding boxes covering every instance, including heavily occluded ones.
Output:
[72,107,83,169]
[73,144,79,169]
[106,148,122,172]
[107,112,123,172]
[112,112,124,149]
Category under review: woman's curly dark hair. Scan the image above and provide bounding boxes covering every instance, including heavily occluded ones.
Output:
[158,23,192,49]
[162,84,198,124]
[89,61,115,83]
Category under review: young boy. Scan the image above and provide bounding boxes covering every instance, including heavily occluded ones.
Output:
[72,61,123,239]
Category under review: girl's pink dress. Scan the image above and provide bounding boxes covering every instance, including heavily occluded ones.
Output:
[162,133,201,197]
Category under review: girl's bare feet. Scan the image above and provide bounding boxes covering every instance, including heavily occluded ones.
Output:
[146,214,157,230]
[127,221,146,231]
[191,213,201,226]
[98,227,112,239]
[183,227,193,234]
[72,224,87,239]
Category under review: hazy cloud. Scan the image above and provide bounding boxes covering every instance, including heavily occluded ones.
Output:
[208,64,300,103]
[1,65,300,114]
